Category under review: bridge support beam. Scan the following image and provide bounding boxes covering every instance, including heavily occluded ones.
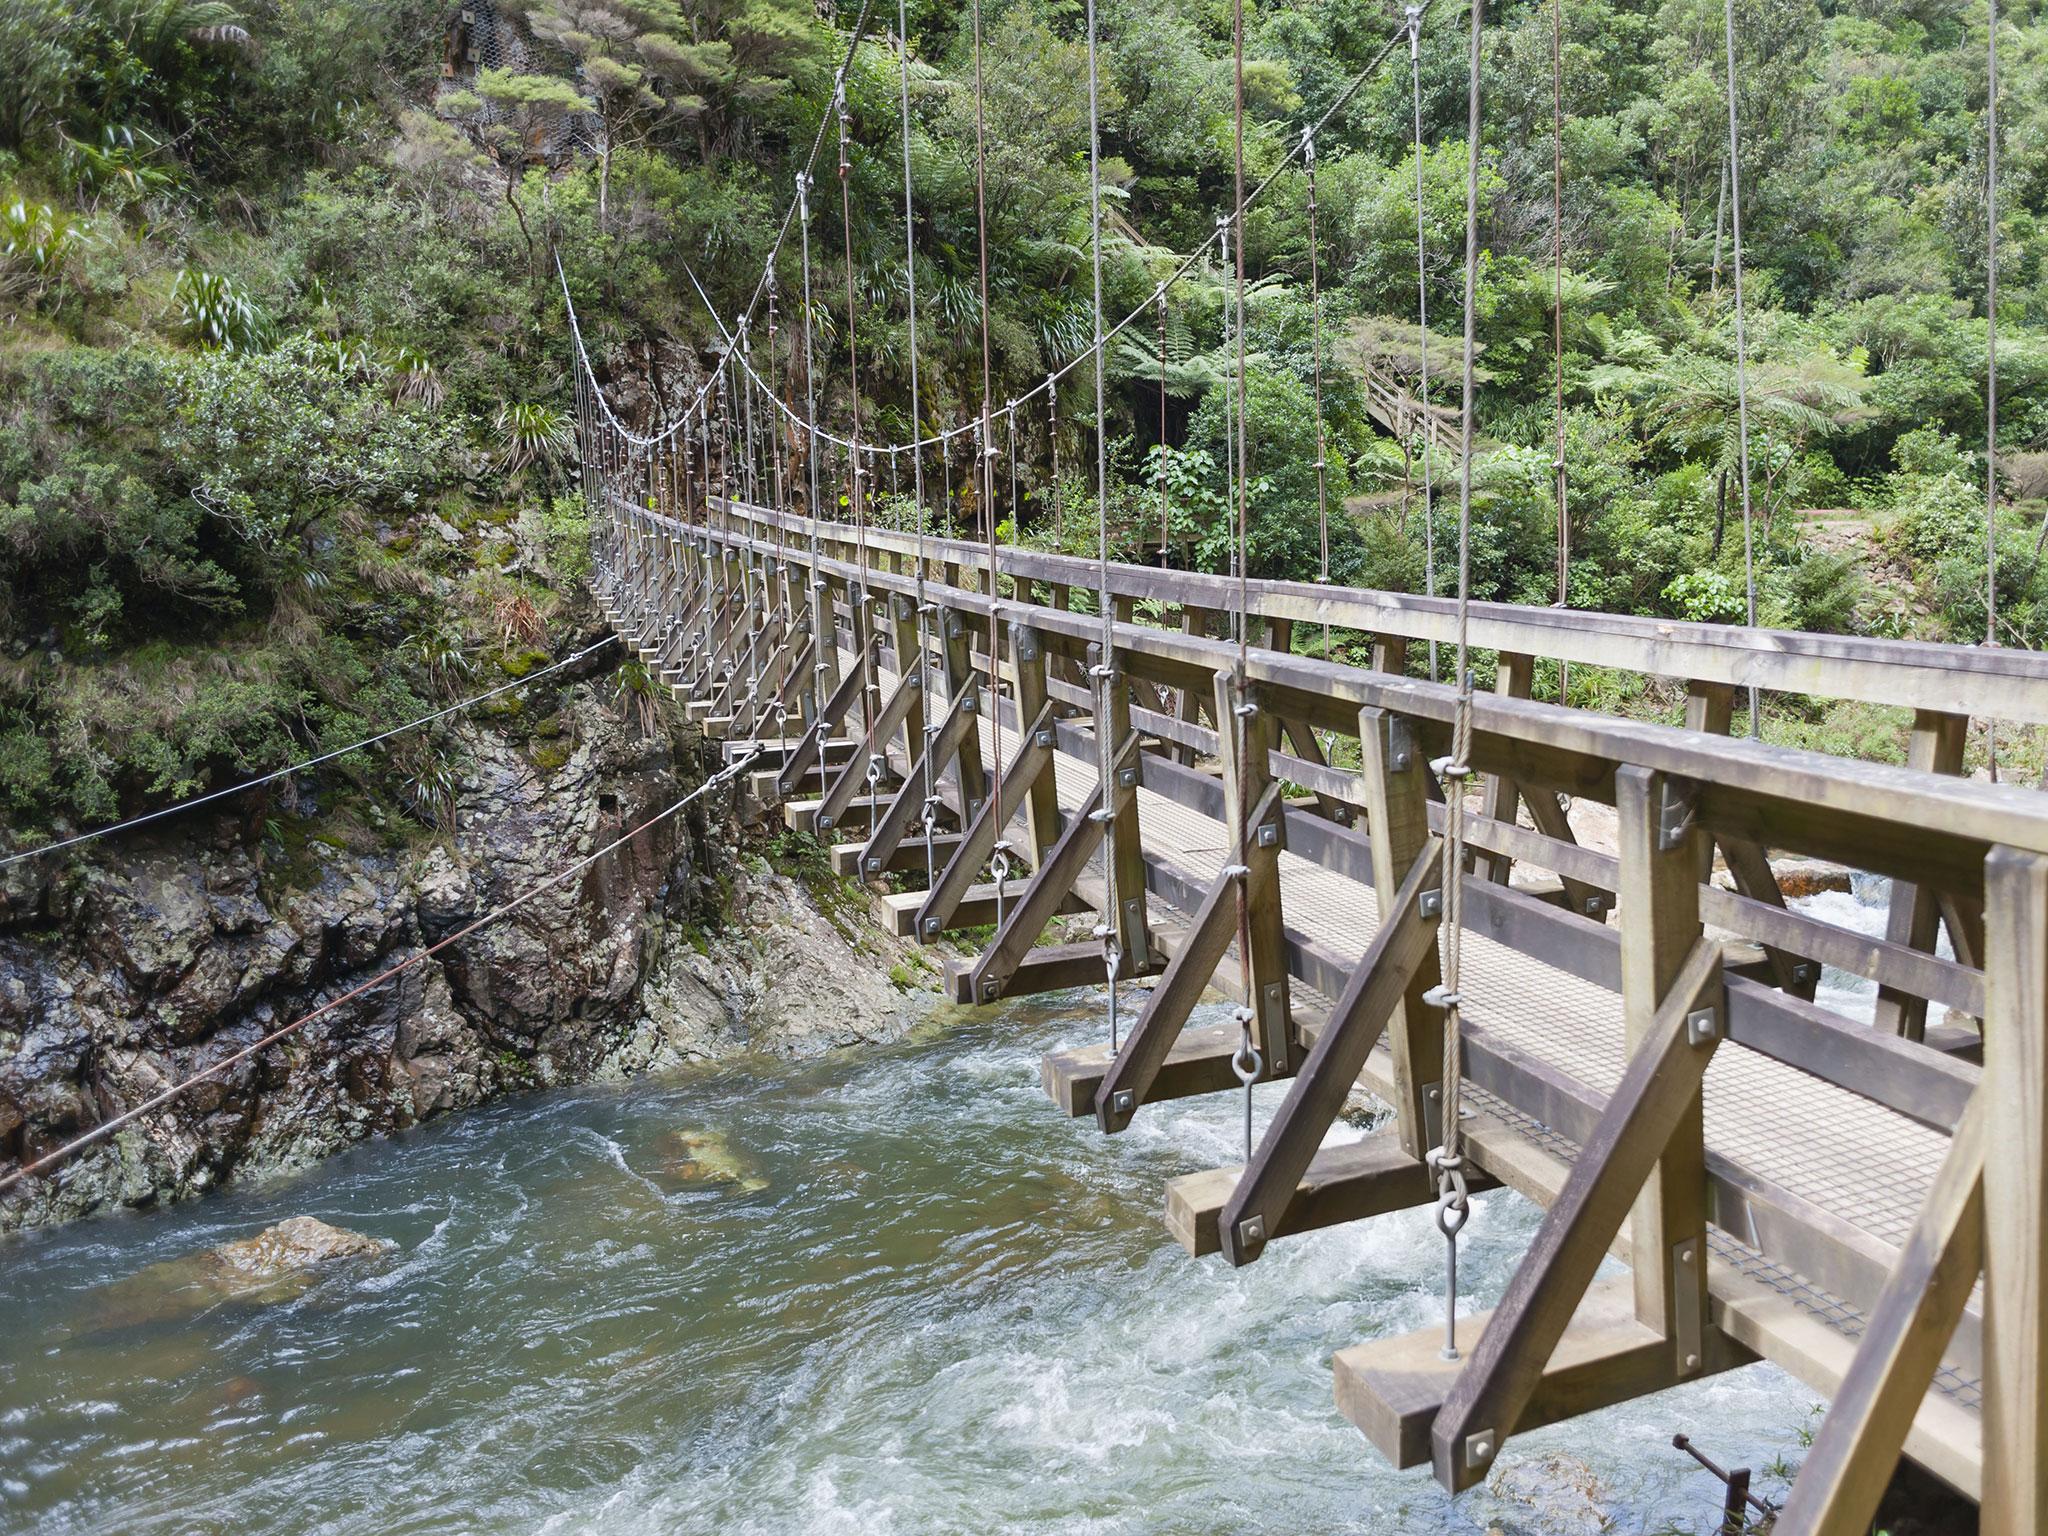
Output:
[1982,847,2048,1535]
[1360,707,1447,1161]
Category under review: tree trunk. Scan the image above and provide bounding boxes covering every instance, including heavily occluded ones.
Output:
[1713,467,1728,556]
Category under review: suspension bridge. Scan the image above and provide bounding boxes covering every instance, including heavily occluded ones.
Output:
[1,0,2034,1528]
[560,0,2042,1525]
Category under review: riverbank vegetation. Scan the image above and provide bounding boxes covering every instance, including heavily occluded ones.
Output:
[1,0,2044,837]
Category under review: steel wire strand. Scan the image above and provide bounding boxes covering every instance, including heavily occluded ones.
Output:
[0,748,766,1196]
[0,636,619,869]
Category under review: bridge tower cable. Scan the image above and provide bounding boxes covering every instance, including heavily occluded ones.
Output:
[1720,0,1760,737]
[1431,0,1487,1363]
[970,0,1012,922]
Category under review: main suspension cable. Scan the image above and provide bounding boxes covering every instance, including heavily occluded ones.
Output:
[970,0,1010,918]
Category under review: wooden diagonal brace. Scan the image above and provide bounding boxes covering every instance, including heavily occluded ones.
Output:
[1773,1094,1984,1536]
[775,646,870,798]
[1219,838,1446,1267]
[960,732,1140,1004]
[1430,935,1728,1492]
[856,683,983,881]
[815,662,921,833]
[1094,781,1287,1135]
[915,703,1056,941]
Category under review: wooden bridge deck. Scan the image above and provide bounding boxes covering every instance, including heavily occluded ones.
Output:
[794,648,1981,1480]
[589,489,2048,1532]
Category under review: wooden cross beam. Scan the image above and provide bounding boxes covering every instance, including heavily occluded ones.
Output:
[855,681,984,881]
[775,645,870,799]
[1359,706,1447,1160]
[814,663,922,834]
[1772,1094,1984,1536]
[1427,935,1729,1489]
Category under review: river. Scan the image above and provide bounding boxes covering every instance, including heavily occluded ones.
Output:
[0,888,1910,1534]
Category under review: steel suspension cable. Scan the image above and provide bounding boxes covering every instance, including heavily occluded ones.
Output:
[1304,124,1332,662]
[894,0,942,880]
[0,636,619,870]
[1551,0,1570,703]
[1433,0,1486,1364]
[798,169,828,726]
[1409,4,1439,683]
[1227,0,1258,1143]
[836,77,874,769]
[1156,289,1170,560]
[1985,0,2002,780]
[0,747,767,1196]
[1721,0,1760,736]
[1083,0,1123,1045]
[970,0,1011,917]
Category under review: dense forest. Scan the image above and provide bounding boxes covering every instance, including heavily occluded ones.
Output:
[1,0,2043,840]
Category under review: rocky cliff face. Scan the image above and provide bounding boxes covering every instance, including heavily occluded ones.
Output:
[0,646,927,1233]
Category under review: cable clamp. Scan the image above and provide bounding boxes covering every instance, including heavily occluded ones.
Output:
[1221,862,1250,881]
[1422,984,1462,1011]
[1430,755,1471,781]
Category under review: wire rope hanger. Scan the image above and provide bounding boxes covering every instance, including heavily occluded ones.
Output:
[1423,0,1487,1363]
[1720,0,1760,738]
[1081,0,1125,1048]
[1408,3,1440,684]
[969,0,1014,924]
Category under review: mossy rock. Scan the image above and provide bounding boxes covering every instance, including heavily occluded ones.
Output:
[498,647,550,678]
[527,737,572,774]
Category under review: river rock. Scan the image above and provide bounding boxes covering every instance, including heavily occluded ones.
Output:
[653,1128,766,1192]
[1486,1452,1614,1536]
[211,1215,393,1278]
[78,1217,392,1332]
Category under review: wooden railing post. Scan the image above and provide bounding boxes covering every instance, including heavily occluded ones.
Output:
[1010,622,1061,859]
[1100,643,1153,972]
[1875,709,1972,1037]
[1213,672,1289,1075]
[1473,651,1535,884]
[1359,705,1444,1159]
[1615,764,1711,1357]
[1983,845,2048,1534]
[940,607,988,819]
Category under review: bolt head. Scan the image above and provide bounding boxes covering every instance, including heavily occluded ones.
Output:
[1111,1089,1134,1115]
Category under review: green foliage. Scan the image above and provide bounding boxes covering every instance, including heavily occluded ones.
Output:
[169,266,268,351]
[0,196,91,304]
[163,334,459,570]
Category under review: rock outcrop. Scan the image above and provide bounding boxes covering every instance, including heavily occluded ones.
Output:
[0,653,929,1233]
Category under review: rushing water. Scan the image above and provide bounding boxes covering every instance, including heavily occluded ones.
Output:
[0,990,1825,1536]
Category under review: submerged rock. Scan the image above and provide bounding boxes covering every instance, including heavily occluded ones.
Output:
[1487,1452,1615,1536]
[210,1215,393,1279]
[652,1128,767,1193]
[78,1216,393,1332]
